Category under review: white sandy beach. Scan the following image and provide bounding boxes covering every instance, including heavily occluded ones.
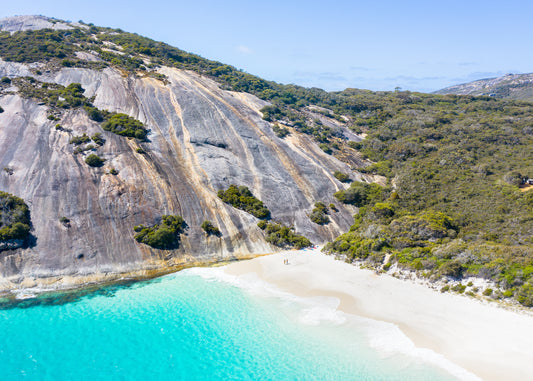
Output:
[223,247,533,381]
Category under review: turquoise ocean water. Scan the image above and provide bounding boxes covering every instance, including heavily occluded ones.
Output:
[0,268,476,380]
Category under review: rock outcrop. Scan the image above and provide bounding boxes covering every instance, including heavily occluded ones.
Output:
[0,22,363,290]
[0,15,77,32]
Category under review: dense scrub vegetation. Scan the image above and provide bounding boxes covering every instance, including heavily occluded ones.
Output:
[102,113,148,140]
[327,177,533,305]
[257,221,311,249]
[0,28,84,63]
[14,79,89,109]
[218,185,270,219]
[134,215,185,249]
[12,77,148,141]
[0,192,31,243]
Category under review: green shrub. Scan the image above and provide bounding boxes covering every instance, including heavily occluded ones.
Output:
[109,168,118,175]
[218,185,270,219]
[483,288,493,296]
[371,202,395,218]
[0,222,30,241]
[262,222,311,249]
[319,143,332,154]
[84,105,105,122]
[257,220,268,230]
[516,283,533,306]
[385,211,456,249]
[74,145,94,154]
[359,160,394,177]
[102,113,148,140]
[451,283,466,293]
[333,171,351,183]
[134,215,185,249]
[438,261,464,278]
[440,285,450,293]
[309,202,329,225]
[91,133,105,146]
[323,232,388,261]
[201,220,221,236]
[85,154,105,167]
[0,76,11,84]
[334,181,385,206]
[272,124,290,138]
[0,28,80,63]
[0,192,31,243]
[69,133,91,145]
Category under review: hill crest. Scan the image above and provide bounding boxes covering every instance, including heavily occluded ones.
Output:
[434,73,533,101]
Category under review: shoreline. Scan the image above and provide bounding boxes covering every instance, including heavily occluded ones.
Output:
[3,246,533,380]
[222,247,533,381]
[0,252,269,303]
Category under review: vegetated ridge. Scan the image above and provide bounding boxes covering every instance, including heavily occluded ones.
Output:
[1,16,533,306]
[435,73,533,102]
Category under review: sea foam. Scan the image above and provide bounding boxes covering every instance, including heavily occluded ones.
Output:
[186,266,482,381]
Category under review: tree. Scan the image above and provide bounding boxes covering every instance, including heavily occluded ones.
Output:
[134,215,185,249]
[333,171,351,183]
[334,182,370,205]
[201,220,221,236]
[102,113,148,140]
[85,154,104,167]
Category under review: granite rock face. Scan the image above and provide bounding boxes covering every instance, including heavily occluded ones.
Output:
[0,15,77,32]
[0,19,362,288]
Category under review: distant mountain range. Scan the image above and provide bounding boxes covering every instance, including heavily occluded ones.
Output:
[434,73,533,101]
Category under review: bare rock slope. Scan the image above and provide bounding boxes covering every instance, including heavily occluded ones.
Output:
[0,15,77,32]
[0,59,359,291]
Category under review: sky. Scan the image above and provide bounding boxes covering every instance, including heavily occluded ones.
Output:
[1,0,532,93]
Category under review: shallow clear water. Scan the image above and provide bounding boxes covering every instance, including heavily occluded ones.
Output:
[0,269,467,380]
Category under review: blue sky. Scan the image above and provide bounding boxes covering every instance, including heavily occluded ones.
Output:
[2,0,532,92]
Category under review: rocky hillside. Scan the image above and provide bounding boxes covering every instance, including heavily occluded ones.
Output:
[0,16,364,292]
[2,16,533,307]
[434,73,533,101]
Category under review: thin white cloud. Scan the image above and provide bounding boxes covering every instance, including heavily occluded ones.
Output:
[349,66,372,72]
[235,45,253,54]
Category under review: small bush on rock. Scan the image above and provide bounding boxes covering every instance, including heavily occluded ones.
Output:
[85,154,105,167]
